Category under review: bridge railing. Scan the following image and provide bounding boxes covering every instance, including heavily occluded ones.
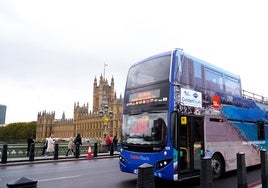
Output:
[0,142,118,159]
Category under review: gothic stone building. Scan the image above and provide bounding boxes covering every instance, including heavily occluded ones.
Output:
[36,75,123,142]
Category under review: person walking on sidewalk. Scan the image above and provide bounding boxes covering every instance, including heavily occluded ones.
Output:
[113,135,118,152]
[105,135,112,152]
[66,137,74,156]
[41,138,48,156]
[74,133,82,157]
[26,135,35,157]
[45,134,55,156]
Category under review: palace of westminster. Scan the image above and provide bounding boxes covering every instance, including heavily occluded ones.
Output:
[35,75,123,142]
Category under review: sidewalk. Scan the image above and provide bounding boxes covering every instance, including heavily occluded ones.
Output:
[1,151,119,166]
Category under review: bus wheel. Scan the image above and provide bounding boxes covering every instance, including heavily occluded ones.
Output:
[211,153,224,179]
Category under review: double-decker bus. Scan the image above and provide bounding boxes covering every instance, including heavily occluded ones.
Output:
[119,48,268,181]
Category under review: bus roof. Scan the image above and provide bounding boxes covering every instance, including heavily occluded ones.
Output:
[176,49,240,80]
[130,51,172,68]
[131,49,240,81]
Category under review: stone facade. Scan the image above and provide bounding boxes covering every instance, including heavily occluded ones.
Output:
[36,75,123,142]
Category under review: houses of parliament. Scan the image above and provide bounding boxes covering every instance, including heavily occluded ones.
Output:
[35,75,123,142]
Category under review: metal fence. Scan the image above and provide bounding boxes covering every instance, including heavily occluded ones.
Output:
[0,142,116,158]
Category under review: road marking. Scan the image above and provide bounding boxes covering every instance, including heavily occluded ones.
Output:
[39,175,80,182]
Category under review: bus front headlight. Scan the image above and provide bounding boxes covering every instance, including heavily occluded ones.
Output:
[156,158,173,170]
[119,155,126,165]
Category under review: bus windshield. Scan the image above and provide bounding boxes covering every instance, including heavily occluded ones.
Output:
[122,111,167,145]
[126,55,171,89]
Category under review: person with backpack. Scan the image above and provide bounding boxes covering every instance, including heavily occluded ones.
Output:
[74,133,82,158]
[112,135,118,152]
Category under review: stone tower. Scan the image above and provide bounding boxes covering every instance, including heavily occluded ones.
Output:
[93,75,115,113]
[36,111,55,140]
[36,75,123,142]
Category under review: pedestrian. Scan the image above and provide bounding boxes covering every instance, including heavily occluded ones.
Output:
[112,135,118,152]
[105,135,112,152]
[26,135,35,157]
[41,138,48,156]
[74,133,82,157]
[45,134,55,156]
[66,137,74,156]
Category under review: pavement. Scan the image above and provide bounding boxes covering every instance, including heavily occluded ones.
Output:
[0,151,119,167]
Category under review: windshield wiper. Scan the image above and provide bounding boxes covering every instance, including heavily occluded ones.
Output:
[128,135,145,139]
[144,136,154,141]
[148,109,167,114]
[129,112,143,115]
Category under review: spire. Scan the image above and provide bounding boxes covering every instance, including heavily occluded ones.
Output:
[111,76,114,86]
[94,76,97,86]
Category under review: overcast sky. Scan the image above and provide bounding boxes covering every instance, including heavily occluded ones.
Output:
[1,0,267,124]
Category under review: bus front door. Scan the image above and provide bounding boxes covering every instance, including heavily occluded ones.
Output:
[178,115,204,178]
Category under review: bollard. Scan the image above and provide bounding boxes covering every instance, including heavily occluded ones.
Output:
[1,144,7,164]
[200,156,214,188]
[110,143,114,156]
[260,149,268,188]
[75,142,80,158]
[93,143,98,157]
[137,163,155,188]
[29,143,35,161]
[237,152,247,188]
[54,143,59,160]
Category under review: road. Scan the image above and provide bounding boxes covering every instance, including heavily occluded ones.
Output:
[0,158,262,188]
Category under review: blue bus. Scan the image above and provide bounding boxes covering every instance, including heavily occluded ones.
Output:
[119,48,268,181]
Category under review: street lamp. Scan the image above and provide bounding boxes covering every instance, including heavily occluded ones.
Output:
[98,104,113,138]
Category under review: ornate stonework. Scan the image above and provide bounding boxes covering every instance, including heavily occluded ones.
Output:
[36,75,123,142]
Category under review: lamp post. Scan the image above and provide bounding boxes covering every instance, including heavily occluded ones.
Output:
[98,104,113,138]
